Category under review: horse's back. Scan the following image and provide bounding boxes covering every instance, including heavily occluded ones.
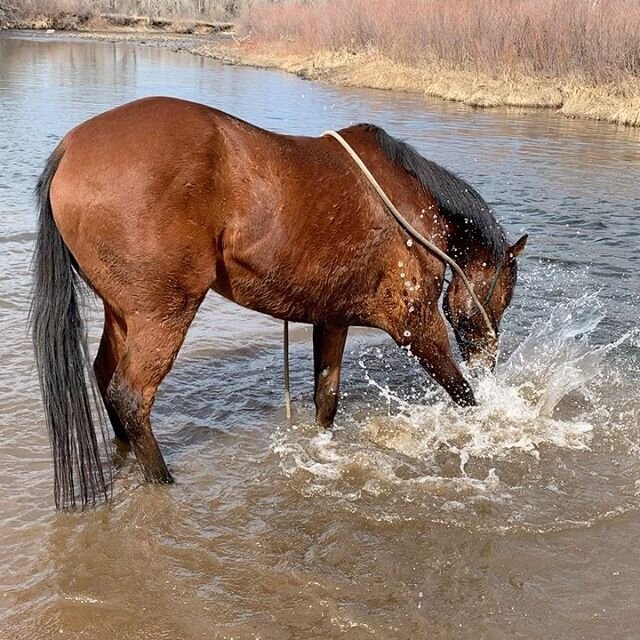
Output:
[47,98,234,317]
[52,96,256,227]
[45,97,428,328]
[50,95,279,231]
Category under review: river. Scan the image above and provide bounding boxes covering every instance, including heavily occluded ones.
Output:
[1,32,639,639]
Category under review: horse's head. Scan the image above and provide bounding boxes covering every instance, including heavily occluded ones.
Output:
[443,234,527,370]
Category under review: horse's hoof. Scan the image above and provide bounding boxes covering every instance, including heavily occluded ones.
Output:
[141,465,174,484]
[315,417,335,430]
[453,385,476,407]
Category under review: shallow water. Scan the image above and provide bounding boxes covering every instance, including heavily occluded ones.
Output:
[1,32,639,639]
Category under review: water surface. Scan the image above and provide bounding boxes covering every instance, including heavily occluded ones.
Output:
[1,32,639,639]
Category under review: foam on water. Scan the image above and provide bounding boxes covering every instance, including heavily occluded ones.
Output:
[363,293,634,467]
[273,293,639,531]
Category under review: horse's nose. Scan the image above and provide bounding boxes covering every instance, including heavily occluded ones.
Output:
[466,348,497,372]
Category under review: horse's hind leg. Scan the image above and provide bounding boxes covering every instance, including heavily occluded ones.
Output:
[313,324,348,428]
[94,305,128,442]
[105,304,201,483]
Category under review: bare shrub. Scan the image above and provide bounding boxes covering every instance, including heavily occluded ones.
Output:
[241,0,640,82]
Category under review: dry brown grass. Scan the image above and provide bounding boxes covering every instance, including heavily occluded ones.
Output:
[2,0,242,31]
[242,0,640,84]
[234,0,640,125]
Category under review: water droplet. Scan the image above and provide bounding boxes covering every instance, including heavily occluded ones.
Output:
[404,330,411,337]
[406,239,414,247]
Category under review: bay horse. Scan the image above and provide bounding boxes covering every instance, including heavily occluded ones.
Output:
[30,97,527,508]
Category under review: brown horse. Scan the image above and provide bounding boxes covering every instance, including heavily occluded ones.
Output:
[30,97,527,508]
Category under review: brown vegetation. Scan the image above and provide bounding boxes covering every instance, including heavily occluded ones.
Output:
[243,0,640,84]
[0,0,255,29]
[11,0,246,21]
[3,0,639,125]
[234,0,640,126]
[0,2,17,27]
[0,1,243,31]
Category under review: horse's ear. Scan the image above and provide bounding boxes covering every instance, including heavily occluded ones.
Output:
[509,234,528,259]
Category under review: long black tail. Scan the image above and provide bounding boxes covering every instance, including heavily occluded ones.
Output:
[30,147,110,509]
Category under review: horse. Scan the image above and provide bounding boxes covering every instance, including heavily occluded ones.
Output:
[30,97,527,508]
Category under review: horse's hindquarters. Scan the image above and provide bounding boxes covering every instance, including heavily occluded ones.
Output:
[49,97,223,319]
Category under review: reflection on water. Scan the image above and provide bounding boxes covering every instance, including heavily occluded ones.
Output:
[1,32,639,639]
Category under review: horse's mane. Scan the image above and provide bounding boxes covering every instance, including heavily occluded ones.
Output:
[358,124,506,259]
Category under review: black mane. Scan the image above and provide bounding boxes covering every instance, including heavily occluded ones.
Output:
[360,124,505,259]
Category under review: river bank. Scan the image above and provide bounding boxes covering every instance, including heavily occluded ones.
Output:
[3,21,639,127]
[190,41,640,127]
[237,0,640,128]
[0,8,231,34]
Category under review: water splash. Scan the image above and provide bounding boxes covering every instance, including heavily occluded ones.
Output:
[273,293,639,531]
[360,293,635,468]
[502,293,622,412]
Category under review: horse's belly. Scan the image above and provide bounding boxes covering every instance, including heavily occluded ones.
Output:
[210,273,315,323]
[210,252,363,325]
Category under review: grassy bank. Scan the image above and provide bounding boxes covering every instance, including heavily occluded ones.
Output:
[1,13,232,33]
[223,0,640,126]
[2,0,246,23]
[3,0,639,126]
[0,2,233,32]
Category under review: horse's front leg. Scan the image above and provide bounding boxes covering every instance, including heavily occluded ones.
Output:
[390,310,476,407]
[313,324,349,428]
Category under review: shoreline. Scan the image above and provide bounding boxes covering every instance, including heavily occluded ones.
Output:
[6,26,639,128]
[0,11,233,35]
[190,43,640,127]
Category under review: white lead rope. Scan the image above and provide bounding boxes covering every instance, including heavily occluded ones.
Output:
[321,130,496,339]
[281,130,497,419]
[283,320,292,421]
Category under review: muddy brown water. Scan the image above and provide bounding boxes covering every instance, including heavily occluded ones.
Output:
[1,32,639,640]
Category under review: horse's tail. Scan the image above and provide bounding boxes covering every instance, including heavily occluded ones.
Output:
[29,146,110,509]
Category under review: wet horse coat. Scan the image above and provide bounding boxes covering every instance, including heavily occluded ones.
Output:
[30,97,526,507]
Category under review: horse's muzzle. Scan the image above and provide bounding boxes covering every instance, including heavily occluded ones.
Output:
[456,331,498,372]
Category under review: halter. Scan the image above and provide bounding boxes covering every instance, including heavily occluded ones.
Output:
[465,257,503,327]
[483,259,503,307]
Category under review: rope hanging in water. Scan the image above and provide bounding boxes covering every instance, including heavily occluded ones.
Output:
[281,130,498,418]
[283,320,292,421]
